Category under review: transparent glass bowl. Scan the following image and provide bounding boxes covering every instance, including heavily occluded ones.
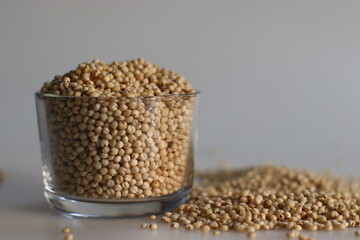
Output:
[35,91,199,217]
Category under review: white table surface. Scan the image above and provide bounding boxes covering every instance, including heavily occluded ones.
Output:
[1,156,359,240]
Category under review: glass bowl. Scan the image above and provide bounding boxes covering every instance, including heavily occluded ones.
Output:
[35,91,199,217]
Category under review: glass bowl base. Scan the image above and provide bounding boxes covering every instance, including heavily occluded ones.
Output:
[44,187,191,218]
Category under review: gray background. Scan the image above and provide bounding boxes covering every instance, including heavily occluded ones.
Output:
[1,0,360,175]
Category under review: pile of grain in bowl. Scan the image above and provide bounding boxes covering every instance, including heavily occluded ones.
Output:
[41,59,195,97]
[151,165,360,239]
[40,59,197,199]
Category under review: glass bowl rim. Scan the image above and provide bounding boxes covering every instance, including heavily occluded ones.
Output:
[35,90,200,100]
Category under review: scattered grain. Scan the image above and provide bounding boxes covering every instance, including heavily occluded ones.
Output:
[213,230,221,236]
[185,224,194,230]
[149,223,158,230]
[61,228,71,234]
[159,165,360,237]
[287,231,299,238]
[201,225,211,233]
[170,222,180,229]
[64,234,74,240]
[298,234,309,240]
[247,232,256,239]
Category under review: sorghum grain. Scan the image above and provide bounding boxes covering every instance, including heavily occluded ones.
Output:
[64,234,74,240]
[287,231,299,238]
[201,225,211,233]
[298,234,310,240]
[39,59,197,199]
[149,223,158,230]
[159,165,360,237]
[185,224,194,230]
[161,216,171,223]
[61,228,71,234]
[247,232,256,239]
[213,230,221,236]
[170,222,180,229]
